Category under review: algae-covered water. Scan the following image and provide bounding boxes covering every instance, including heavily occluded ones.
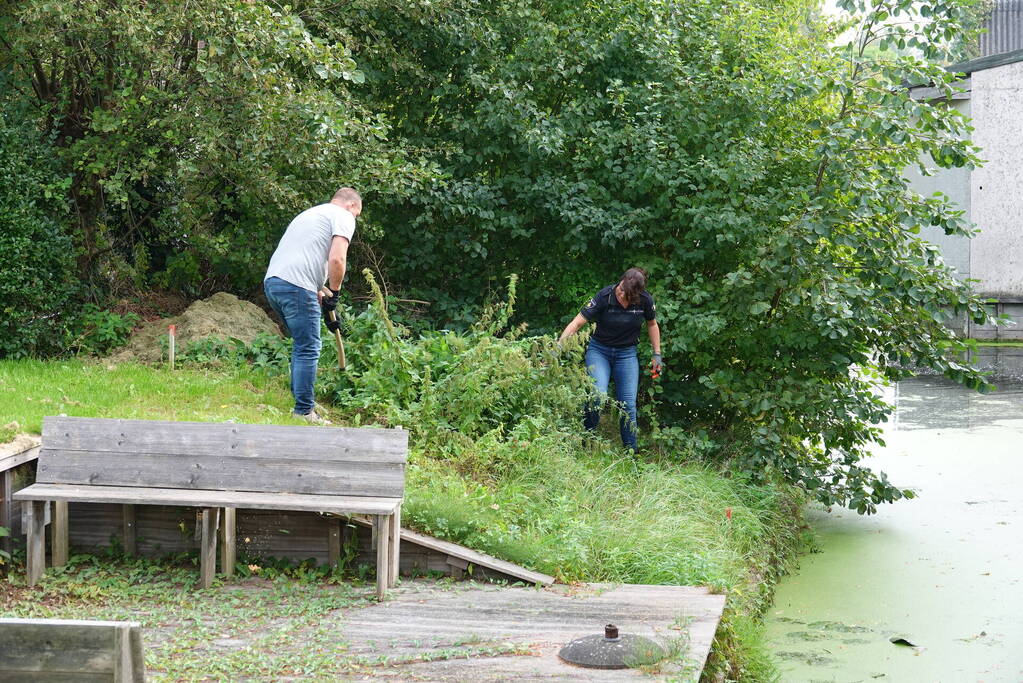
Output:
[767,376,1023,682]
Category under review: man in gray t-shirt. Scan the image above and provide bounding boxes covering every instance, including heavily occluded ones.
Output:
[264,187,361,423]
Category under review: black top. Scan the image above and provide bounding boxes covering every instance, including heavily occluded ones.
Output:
[580,284,656,348]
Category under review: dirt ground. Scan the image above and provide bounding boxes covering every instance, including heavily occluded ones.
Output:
[109,292,281,364]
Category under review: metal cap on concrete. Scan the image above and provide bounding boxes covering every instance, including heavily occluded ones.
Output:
[558,624,667,670]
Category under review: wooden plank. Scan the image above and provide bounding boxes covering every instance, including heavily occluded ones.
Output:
[122,504,137,556]
[199,508,218,589]
[52,501,68,567]
[0,619,143,681]
[16,484,402,516]
[128,623,145,683]
[221,507,236,577]
[348,515,555,586]
[36,450,405,498]
[375,515,388,600]
[43,416,408,461]
[25,501,46,586]
[0,469,12,556]
[1,644,117,673]
[389,505,401,587]
[0,445,40,473]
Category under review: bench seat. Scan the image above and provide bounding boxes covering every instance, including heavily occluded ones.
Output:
[15,483,401,516]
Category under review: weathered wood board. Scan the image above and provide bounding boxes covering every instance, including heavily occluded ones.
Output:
[18,484,401,515]
[36,416,407,498]
[0,618,145,682]
[336,581,726,681]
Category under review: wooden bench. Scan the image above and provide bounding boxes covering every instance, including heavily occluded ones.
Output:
[0,618,145,682]
[14,416,407,599]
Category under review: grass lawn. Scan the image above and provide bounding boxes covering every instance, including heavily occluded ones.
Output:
[0,358,305,432]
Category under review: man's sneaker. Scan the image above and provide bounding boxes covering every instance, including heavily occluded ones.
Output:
[292,410,332,425]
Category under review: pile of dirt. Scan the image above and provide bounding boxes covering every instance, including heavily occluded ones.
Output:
[110,292,281,363]
[0,429,39,456]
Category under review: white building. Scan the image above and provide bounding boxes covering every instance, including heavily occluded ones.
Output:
[907,48,1023,339]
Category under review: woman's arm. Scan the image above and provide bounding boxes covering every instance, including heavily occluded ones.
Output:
[647,320,661,354]
[558,313,590,344]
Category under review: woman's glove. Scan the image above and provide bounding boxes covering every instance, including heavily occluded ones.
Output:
[651,353,664,378]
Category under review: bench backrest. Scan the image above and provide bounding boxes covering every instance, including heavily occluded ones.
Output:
[0,618,145,682]
[38,417,407,499]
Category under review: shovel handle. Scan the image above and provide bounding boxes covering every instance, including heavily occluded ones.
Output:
[327,309,346,370]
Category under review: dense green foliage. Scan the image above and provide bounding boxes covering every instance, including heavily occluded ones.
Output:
[0,114,74,358]
[0,0,419,295]
[0,0,999,513]
[338,0,997,512]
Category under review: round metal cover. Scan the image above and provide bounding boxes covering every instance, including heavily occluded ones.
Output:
[558,625,667,670]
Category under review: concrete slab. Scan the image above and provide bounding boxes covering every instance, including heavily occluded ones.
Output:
[337,581,726,681]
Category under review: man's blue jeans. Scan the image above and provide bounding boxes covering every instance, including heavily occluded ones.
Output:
[584,339,639,450]
[264,277,321,415]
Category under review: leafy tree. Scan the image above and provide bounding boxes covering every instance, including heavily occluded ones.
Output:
[0,0,420,295]
[336,0,996,512]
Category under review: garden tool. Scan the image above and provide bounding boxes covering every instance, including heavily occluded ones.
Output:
[322,305,346,371]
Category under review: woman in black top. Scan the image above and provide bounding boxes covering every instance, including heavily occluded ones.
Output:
[558,268,662,451]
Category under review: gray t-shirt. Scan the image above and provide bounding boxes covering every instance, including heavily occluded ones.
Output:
[264,203,356,292]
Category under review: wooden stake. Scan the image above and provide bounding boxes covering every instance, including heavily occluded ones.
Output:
[168,325,176,371]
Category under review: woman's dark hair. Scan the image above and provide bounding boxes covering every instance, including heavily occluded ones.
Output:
[619,267,647,306]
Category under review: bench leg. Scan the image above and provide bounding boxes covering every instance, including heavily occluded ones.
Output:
[220,507,236,577]
[327,518,341,569]
[52,501,69,567]
[389,505,401,588]
[0,469,14,558]
[375,514,389,600]
[25,500,46,586]
[199,507,219,589]
[123,504,137,556]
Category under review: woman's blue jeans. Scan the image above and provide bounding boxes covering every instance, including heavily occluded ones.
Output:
[584,339,639,450]
[264,277,321,415]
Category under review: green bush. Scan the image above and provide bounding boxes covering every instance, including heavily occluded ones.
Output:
[177,333,291,374]
[66,305,140,356]
[0,113,75,358]
[325,272,595,441]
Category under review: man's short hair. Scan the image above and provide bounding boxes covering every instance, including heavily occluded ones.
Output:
[333,187,362,205]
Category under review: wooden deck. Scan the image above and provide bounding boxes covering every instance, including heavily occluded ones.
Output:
[338,581,726,680]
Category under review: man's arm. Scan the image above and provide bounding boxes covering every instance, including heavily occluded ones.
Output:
[326,236,350,292]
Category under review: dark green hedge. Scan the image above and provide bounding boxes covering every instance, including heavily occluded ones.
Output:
[0,113,74,358]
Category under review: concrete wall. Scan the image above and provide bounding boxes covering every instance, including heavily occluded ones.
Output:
[904,97,973,281]
[970,59,1023,300]
[906,60,1023,338]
